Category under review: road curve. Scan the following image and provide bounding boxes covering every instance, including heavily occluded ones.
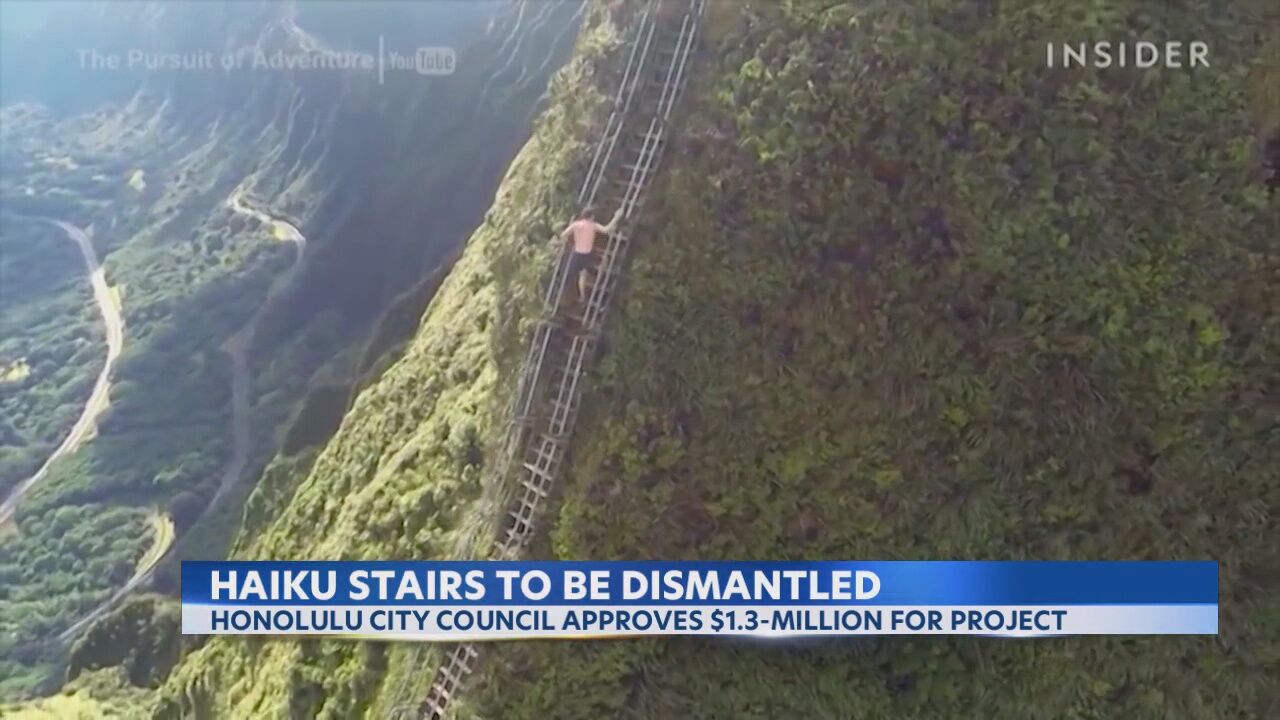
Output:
[0,220,124,527]
[57,511,174,642]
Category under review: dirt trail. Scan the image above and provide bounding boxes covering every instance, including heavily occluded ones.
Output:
[0,220,124,527]
[216,189,305,503]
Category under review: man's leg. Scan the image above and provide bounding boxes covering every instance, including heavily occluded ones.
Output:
[578,267,588,303]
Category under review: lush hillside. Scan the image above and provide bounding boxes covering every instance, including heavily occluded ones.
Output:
[0,668,150,720]
[460,1,1278,718]
[66,595,184,690]
[153,8,633,717]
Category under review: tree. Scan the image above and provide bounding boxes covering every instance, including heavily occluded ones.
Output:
[167,492,204,532]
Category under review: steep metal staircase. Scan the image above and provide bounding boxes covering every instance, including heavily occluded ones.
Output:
[408,2,705,717]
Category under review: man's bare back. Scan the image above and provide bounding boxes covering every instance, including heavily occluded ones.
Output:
[560,206,623,304]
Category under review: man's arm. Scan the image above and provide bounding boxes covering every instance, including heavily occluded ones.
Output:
[561,222,575,240]
[598,207,625,234]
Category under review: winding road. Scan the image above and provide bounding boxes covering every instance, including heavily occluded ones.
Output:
[55,193,306,641]
[57,510,174,642]
[0,220,123,528]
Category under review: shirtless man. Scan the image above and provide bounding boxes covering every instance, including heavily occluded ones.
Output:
[561,206,623,304]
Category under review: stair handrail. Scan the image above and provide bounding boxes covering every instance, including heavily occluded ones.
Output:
[576,4,655,203]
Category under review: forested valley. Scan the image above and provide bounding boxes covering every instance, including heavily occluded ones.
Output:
[0,0,581,704]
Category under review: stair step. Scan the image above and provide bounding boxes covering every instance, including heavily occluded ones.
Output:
[619,161,652,175]
[518,480,550,498]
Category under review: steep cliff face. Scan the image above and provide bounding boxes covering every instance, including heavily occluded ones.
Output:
[461,1,1278,718]
[153,8,628,717]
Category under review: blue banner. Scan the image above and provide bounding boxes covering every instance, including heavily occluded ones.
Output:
[180,561,1217,638]
[182,560,1216,605]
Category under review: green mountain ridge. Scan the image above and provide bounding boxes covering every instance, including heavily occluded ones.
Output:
[151,8,628,718]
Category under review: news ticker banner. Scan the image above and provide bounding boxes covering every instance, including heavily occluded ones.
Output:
[181,560,1217,639]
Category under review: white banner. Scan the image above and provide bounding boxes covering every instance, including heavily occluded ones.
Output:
[182,604,1217,639]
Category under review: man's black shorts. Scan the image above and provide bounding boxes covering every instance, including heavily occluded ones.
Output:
[568,251,592,279]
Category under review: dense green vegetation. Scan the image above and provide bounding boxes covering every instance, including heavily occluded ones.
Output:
[0,505,150,698]
[0,668,150,719]
[462,1,1278,718]
[0,218,102,500]
[66,595,184,689]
